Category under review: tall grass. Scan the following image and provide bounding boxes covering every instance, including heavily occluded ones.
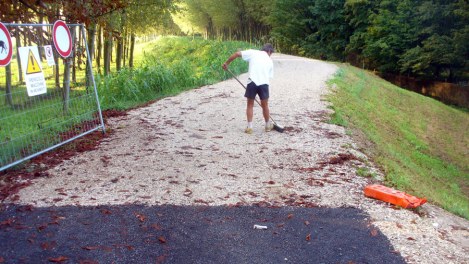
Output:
[97,37,254,110]
[327,64,469,219]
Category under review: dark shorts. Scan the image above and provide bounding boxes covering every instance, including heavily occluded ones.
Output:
[245,82,269,100]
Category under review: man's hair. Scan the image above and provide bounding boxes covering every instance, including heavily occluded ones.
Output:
[261,43,275,53]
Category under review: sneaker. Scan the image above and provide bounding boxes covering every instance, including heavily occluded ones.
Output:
[265,123,274,132]
[245,127,253,134]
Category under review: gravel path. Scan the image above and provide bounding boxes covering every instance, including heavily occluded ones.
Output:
[10,54,469,263]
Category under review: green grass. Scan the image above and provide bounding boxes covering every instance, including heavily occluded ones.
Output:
[356,166,378,180]
[1,89,99,167]
[327,64,469,219]
[96,37,255,110]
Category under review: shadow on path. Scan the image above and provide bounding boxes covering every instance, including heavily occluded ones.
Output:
[0,204,405,264]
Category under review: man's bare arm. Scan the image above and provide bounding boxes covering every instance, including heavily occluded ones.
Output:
[222,51,241,70]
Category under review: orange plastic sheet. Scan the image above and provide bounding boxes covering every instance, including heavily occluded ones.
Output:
[364,184,427,209]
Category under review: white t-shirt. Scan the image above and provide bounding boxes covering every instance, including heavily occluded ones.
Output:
[241,49,274,86]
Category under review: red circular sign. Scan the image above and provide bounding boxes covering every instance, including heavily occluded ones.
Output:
[52,20,72,58]
[0,22,13,66]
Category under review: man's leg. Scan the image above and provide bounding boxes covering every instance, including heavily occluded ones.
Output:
[247,99,255,123]
[261,99,273,131]
[260,99,270,123]
[245,99,255,133]
[258,84,272,131]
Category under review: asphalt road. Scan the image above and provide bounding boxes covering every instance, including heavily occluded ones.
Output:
[0,204,405,264]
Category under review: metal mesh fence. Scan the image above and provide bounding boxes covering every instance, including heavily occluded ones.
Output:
[0,23,105,171]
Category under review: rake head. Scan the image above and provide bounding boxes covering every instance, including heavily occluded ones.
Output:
[273,123,284,133]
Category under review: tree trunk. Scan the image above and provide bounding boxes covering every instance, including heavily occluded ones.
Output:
[116,9,126,71]
[77,25,83,70]
[116,35,123,71]
[22,30,27,47]
[103,34,108,75]
[27,31,32,46]
[97,25,102,74]
[111,37,114,63]
[5,64,13,106]
[86,22,97,88]
[129,33,135,68]
[72,26,77,83]
[123,30,127,67]
[63,27,75,113]
[63,56,71,113]
[15,30,23,83]
[103,31,112,76]
[37,15,44,59]
[54,56,60,88]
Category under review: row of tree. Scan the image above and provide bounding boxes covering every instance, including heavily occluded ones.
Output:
[173,0,271,41]
[2,0,468,83]
[1,0,177,78]
[177,0,468,82]
[1,0,178,111]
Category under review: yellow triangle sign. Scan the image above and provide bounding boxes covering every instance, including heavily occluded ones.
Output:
[26,50,41,74]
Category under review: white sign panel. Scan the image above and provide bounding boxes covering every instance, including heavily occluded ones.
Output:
[19,46,47,97]
[44,45,55,66]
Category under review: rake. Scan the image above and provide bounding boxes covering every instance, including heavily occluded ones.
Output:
[226,69,284,133]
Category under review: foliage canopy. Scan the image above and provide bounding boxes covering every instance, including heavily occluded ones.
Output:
[1,0,468,81]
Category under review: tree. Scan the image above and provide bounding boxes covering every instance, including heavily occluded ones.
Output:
[451,0,469,81]
[0,0,36,106]
[394,0,468,81]
[345,0,379,68]
[303,0,352,61]
[5,0,127,87]
[243,0,273,42]
[123,0,179,67]
[268,0,314,55]
[175,0,216,38]
[174,0,269,41]
[363,0,421,73]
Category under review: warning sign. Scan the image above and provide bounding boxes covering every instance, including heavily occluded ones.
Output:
[18,46,47,97]
[26,49,41,74]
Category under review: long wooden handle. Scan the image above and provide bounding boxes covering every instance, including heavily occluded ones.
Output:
[226,69,279,125]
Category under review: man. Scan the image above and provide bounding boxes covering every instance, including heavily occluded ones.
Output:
[222,43,274,134]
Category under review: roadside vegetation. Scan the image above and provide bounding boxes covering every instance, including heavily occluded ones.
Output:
[327,64,469,219]
[96,37,253,110]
